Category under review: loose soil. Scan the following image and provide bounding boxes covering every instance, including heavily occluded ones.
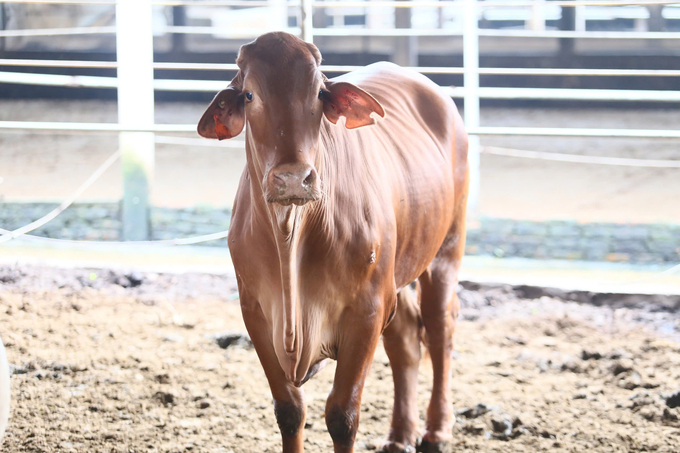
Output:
[0,265,679,453]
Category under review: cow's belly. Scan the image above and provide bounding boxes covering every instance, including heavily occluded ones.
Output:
[390,155,458,289]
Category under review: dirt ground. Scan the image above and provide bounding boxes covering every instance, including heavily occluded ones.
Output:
[1,100,679,223]
[0,265,679,453]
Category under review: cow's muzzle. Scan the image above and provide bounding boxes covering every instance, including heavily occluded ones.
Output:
[265,163,320,206]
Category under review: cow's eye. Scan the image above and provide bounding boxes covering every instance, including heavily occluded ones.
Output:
[245,92,253,101]
[218,99,226,108]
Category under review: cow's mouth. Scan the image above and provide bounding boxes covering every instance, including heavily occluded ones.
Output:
[268,195,319,207]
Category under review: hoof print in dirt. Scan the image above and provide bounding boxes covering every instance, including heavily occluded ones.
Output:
[215,331,253,349]
[610,360,634,376]
[417,440,452,453]
[666,390,680,409]
[462,424,486,436]
[154,373,171,384]
[490,415,524,441]
[581,349,603,360]
[456,403,491,419]
[153,391,175,406]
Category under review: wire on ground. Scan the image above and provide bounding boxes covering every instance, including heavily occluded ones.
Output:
[0,149,121,244]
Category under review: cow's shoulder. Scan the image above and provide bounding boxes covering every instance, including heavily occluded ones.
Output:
[334,63,457,145]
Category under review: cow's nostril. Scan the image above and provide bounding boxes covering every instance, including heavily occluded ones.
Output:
[302,171,315,187]
[272,174,286,187]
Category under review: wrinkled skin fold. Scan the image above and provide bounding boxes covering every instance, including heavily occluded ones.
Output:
[197,32,469,453]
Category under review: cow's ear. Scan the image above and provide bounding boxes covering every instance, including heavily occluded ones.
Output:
[197,86,245,140]
[322,81,385,129]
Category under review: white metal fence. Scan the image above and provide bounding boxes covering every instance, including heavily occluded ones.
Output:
[0,0,679,242]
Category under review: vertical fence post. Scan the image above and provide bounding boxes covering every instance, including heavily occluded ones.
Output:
[116,0,155,241]
[301,0,314,42]
[394,0,417,67]
[463,0,480,221]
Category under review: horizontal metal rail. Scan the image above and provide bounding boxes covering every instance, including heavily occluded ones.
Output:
[160,26,301,36]
[0,71,225,91]
[0,0,677,6]
[314,28,462,37]
[443,86,680,102]
[315,28,680,39]
[470,126,680,139]
[0,26,115,38]
[477,29,680,39]
[482,146,680,167]
[4,71,680,101]
[307,1,680,7]
[0,0,116,4]
[4,26,679,40]
[0,59,118,69]
[0,121,196,133]
[0,120,678,139]
[475,68,680,77]
[3,60,680,77]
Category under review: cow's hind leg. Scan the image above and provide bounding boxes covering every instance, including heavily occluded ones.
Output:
[417,178,468,453]
[380,284,422,452]
[417,257,462,452]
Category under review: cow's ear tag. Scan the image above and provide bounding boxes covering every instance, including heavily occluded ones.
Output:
[322,81,385,129]
[197,87,245,140]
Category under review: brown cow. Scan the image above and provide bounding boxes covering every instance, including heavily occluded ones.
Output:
[198,32,469,453]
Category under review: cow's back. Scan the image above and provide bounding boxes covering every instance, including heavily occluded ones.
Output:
[321,62,467,289]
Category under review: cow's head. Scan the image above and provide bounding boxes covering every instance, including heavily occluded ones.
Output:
[198,32,385,207]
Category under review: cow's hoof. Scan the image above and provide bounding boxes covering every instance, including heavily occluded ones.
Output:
[378,441,417,453]
[416,440,453,453]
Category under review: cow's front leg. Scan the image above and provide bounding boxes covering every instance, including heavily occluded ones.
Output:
[325,309,384,453]
[380,285,421,452]
[241,296,306,453]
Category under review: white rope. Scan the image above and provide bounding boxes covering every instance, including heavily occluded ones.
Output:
[0,149,121,244]
[627,262,680,283]
[0,227,229,246]
[0,143,230,245]
[155,135,245,148]
[482,146,680,168]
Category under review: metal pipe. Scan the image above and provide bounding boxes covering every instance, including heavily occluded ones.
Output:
[3,60,680,77]
[301,0,314,43]
[5,71,680,101]
[464,0,481,220]
[0,121,196,132]
[1,121,679,139]
[0,26,115,38]
[0,0,676,6]
[469,126,680,138]
[477,29,680,39]
[117,0,155,241]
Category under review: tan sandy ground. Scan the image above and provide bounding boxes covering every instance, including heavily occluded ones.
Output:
[0,266,678,452]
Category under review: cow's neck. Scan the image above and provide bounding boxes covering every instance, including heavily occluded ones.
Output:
[244,136,328,382]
